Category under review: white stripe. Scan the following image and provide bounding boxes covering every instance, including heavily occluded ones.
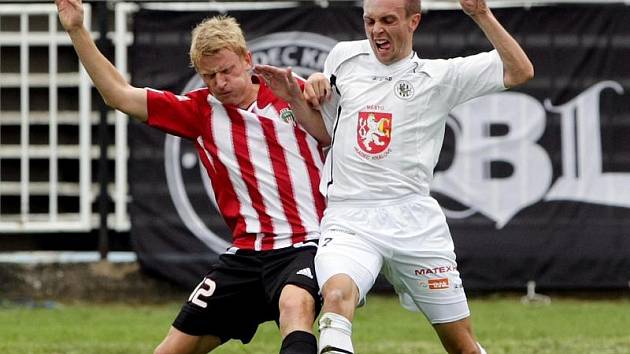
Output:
[274,236,293,249]
[196,136,215,173]
[197,136,220,210]
[208,96,261,232]
[277,123,317,230]
[255,105,323,233]
[305,127,326,207]
[243,111,288,234]
[254,233,264,251]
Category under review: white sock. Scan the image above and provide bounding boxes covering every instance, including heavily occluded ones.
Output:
[318,312,354,354]
[477,342,487,354]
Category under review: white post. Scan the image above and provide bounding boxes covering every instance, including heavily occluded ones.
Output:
[78,4,93,229]
[49,12,59,222]
[20,13,30,225]
[114,3,135,231]
[0,14,3,218]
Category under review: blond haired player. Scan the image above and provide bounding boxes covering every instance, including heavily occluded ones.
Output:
[56,1,329,353]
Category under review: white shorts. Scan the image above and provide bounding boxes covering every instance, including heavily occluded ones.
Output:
[315,195,470,324]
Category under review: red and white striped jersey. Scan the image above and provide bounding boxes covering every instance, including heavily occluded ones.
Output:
[146,77,325,251]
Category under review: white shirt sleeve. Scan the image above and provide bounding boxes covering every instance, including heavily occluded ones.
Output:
[443,50,506,108]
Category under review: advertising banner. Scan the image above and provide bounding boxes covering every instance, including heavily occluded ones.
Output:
[129,5,630,290]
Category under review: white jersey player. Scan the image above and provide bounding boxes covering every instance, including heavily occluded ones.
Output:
[318,40,505,202]
[295,0,533,353]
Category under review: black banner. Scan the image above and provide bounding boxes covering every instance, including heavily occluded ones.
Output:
[129,5,630,290]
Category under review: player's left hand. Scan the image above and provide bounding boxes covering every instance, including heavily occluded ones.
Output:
[459,0,489,17]
[253,64,303,104]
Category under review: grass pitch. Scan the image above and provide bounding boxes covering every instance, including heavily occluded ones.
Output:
[1,294,629,354]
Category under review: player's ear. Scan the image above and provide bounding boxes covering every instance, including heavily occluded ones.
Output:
[244,51,253,69]
[413,13,421,30]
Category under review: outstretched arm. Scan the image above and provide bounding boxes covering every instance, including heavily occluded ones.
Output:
[56,0,147,121]
[460,0,534,88]
[254,65,331,146]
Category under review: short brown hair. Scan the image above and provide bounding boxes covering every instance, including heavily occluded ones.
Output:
[363,0,421,17]
[405,0,421,16]
[189,15,248,69]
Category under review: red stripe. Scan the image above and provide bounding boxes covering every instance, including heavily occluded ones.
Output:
[259,118,306,248]
[196,104,248,242]
[225,106,275,248]
[261,232,276,250]
[197,141,248,239]
[295,128,326,223]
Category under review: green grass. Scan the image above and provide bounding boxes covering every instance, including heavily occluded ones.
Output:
[1,295,629,354]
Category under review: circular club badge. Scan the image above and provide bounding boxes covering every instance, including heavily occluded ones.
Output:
[165,32,337,252]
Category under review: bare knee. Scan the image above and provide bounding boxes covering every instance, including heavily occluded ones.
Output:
[279,287,315,319]
[322,286,351,307]
[323,274,357,302]
[278,285,316,336]
[320,274,359,319]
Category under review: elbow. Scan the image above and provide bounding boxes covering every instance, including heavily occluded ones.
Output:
[102,96,117,110]
[522,62,535,83]
[101,86,136,112]
[505,63,534,88]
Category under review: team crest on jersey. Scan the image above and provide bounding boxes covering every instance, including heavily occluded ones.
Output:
[356,111,392,157]
[394,80,414,100]
[280,108,296,125]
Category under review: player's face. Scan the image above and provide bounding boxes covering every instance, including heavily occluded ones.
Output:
[197,48,254,106]
[363,0,420,65]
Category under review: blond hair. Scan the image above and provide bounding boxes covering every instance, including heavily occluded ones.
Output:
[189,15,248,69]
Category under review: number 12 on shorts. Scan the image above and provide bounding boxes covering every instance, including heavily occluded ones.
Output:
[188,278,216,308]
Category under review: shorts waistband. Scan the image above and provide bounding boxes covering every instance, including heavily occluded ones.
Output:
[226,239,319,255]
[326,193,430,208]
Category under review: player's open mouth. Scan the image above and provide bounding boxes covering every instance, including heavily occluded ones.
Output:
[375,39,391,52]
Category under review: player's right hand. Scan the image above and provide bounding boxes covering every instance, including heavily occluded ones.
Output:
[460,0,490,17]
[304,72,331,111]
[55,0,84,32]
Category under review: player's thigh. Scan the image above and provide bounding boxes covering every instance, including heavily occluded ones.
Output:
[315,229,382,304]
[381,199,469,323]
[384,253,468,315]
[155,326,221,354]
[263,246,320,317]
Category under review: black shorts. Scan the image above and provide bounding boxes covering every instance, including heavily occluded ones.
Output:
[172,243,321,344]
